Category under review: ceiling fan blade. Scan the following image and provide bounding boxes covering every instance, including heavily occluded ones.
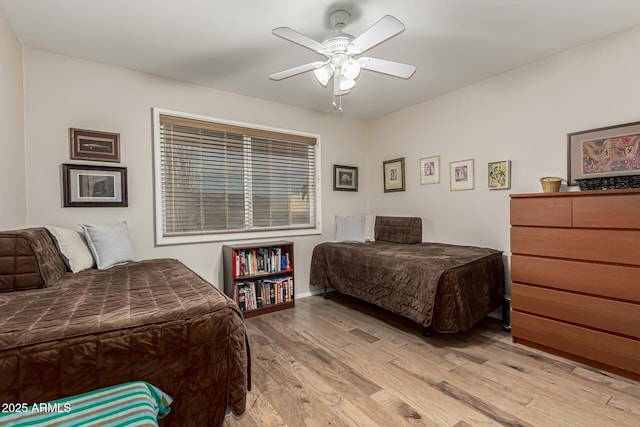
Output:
[269,61,327,81]
[359,57,416,79]
[272,27,327,54]
[351,15,405,54]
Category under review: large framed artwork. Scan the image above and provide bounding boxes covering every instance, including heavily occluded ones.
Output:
[450,159,474,191]
[487,160,511,190]
[70,128,121,163]
[419,155,440,184]
[568,121,640,185]
[63,163,128,207]
[383,158,405,192]
[333,165,358,191]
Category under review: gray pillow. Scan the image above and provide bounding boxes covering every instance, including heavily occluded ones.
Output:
[45,225,95,273]
[81,222,138,269]
[335,215,365,243]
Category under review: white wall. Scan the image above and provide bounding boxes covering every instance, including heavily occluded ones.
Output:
[23,48,369,293]
[368,25,640,293]
[20,25,640,297]
[0,7,26,229]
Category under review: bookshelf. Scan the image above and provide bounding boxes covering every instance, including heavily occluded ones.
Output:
[222,241,295,318]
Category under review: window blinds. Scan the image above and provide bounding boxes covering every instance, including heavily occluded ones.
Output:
[158,114,317,237]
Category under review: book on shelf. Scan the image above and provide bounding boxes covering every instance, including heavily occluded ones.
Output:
[235,283,246,311]
[261,276,294,305]
[234,277,294,311]
[233,246,291,278]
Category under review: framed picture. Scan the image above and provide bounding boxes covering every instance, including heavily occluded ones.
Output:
[419,155,440,184]
[63,163,128,207]
[568,121,640,185]
[488,160,511,190]
[70,128,121,163]
[333,165,358,191]
[450,159,474,191]
[383,158,405,192]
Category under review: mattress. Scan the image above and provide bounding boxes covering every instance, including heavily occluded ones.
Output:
[310,241,504,332]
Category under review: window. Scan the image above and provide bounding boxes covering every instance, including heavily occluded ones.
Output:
[152,109,320,245]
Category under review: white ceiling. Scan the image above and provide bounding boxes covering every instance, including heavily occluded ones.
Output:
[3,0,640,120]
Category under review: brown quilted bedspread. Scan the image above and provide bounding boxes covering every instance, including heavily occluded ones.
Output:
[310,241,504,332]
[0,258,248,427]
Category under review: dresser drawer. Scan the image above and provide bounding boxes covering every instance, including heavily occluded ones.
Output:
[512,311,640,375]
[511,227,640,265]
[573,194,640,229]
[511,255,640,302]
[510,197,572,227]
[512,283,640,339]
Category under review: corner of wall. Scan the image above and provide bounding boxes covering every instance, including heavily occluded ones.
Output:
[0,6,27,229]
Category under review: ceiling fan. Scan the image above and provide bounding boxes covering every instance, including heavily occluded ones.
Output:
[269,9,416,112]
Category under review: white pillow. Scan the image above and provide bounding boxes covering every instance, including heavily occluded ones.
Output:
[81,222,138,269]
[364,214,376,241]
[335,215,365,243]
[45,225,95,273]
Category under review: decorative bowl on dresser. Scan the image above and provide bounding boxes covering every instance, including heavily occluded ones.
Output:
[510,188,640,381]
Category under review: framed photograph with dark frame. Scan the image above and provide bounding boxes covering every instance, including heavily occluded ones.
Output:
[333,165,358,191]
[419,155,440,184]
[63,163,128,207]
[70,128,121,163]
[383,157,405,192]
[488,160,511,190]
[450,159,474,191]
[567,121,640,185]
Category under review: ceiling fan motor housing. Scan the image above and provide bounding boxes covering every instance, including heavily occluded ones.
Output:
[324,34,355,55]
[329,9,351,29]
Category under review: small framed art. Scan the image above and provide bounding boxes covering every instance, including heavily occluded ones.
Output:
[333,165,358,191]
[70,128,121,163]
[488,160,511,190]
[63,163,128,207]
[383,158,405,192]
[450,159,474,191]
[419,156,440,185]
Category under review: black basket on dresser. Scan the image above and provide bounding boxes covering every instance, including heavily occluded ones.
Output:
[576,174,640,191]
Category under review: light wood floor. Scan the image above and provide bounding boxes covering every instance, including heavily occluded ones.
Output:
[225,293,640,427]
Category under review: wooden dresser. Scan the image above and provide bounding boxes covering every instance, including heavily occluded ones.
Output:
[510,188,640,380]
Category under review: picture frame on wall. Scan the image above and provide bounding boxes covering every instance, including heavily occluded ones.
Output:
[383,157,405,192]
[488,160,511,190]
[333,165,358,191]
[419,155,440,184]
[449,159,474,191]
[63,163,128,207]
[567,120,640,185]
[70,128,121,163]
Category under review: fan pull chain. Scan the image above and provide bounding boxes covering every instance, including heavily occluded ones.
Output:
[331,95,343,114]
[332,68,343,114]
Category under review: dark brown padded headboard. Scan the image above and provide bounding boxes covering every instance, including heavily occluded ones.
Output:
[0,228,67,292]
[374,216,422,244]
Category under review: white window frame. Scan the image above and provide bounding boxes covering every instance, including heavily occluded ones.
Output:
[152,108,322,245]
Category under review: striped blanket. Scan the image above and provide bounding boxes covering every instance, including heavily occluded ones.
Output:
[0,381,172,427]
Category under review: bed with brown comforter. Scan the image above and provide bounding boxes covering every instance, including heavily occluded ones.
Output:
[310,216,504,333]
[0,228,248,427]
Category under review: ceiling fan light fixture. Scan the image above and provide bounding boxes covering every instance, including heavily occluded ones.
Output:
[342,58,361,80]
[339,76,356,91]
[313,63,334,87]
